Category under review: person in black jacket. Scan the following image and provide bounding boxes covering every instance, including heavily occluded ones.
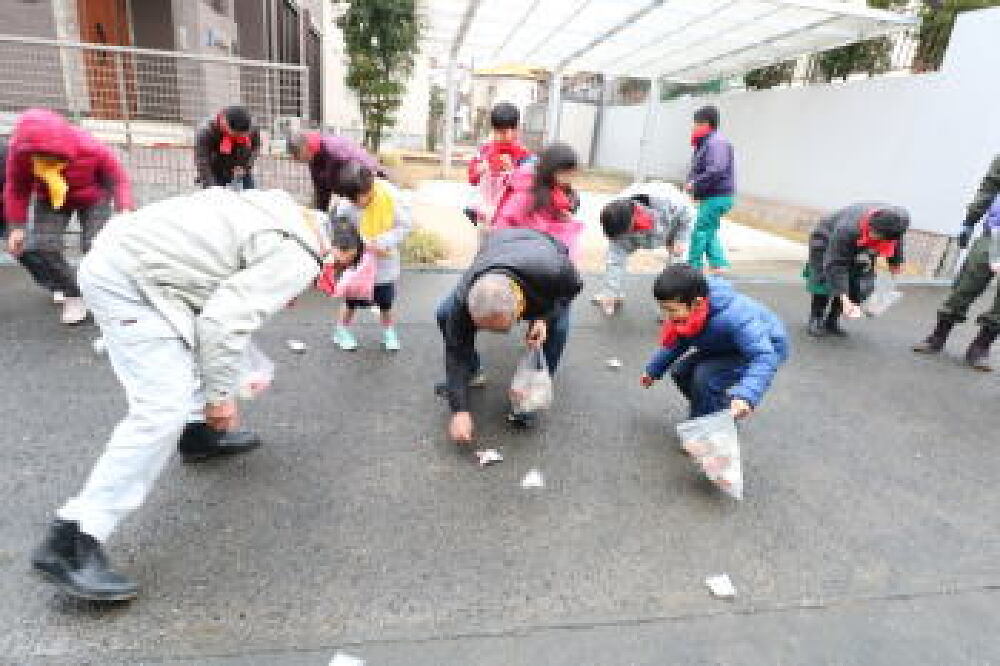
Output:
[435,228,583,443]
[0,138,59,295]
[804,203,909,337]
[194,105,261,189]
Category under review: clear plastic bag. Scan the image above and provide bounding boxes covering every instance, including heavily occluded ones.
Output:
[675,410,743,500]
[863,273,902,317]
[469,173,509,224]
[509,348,553,414]
[239,341,274,400]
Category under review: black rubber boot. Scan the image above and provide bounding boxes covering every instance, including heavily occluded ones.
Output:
[807,316,826,337]
[912,316,957,354]
[824,317,848,337]
[808,295,830,337]
[178,422,262,463]
[31,519,138,601]
[823,298,848,337]
[965,327,999,371]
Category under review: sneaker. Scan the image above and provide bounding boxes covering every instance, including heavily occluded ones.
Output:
[60,296,88,325]
[332,326,358,351]
[382,327,401,352]
[52,290,65,304]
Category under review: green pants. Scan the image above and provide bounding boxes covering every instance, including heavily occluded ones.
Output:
[940,235,1000,330]
[688,196,735,270]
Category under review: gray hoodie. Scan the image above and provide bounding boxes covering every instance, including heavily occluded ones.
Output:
[602,182,694,299]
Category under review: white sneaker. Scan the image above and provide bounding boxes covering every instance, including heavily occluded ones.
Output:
[52,291,65,304]
[60,296,88,325]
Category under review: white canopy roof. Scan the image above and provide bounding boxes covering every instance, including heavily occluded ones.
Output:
[425,0,917,82]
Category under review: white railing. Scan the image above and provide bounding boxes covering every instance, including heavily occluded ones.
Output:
[0,35,311,144]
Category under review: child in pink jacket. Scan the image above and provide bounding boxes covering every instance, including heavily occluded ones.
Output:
[491,142,583,261]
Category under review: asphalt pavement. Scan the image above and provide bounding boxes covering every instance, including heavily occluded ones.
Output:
[0,267,997,665]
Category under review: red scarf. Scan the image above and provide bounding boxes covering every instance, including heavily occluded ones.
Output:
[217,114,252,155]
[691,125,713,147]
[486,141,522,174]
[660,298,710,347]
[632,204,654,233]
[551,186,573,214]
[857,210,897,258]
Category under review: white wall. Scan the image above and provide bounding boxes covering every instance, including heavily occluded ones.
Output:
[558,101,598,164]
[472,77,539,122]
[320,1,363,132]
[387,50,430,150]
[594,7,1000,236]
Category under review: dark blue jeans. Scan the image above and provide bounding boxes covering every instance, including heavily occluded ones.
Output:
[671,354,747,418]
[435,291,572,376]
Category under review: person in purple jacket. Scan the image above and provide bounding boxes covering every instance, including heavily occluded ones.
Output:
[684,105,736,274]
[288,131,384,212]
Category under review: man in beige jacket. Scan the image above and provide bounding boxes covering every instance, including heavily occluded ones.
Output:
[30,187,360,601]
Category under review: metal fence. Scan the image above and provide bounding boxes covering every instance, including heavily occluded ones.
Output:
[0,34,311,144]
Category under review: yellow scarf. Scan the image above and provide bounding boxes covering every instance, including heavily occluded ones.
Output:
[32,156,69,210]
[358,180,395,241]
[509,279,526,319]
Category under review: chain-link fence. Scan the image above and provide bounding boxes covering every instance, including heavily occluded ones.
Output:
[0,34,311,144]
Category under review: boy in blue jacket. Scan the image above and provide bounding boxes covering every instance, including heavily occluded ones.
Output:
[641,265,789,419]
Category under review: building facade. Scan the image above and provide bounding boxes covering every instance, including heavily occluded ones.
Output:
[1,0,324,130]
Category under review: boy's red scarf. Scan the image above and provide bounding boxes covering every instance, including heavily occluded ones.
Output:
[660,298,710,347]
[217,113,252,155]
[691,125,713,147]
[485,141,526,174]
[632,204,654,232]
[857,210,897,258]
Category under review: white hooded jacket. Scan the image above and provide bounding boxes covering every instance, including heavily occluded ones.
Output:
[87,188,327,402]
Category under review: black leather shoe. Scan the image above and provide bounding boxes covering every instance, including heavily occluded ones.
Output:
[178,422,262,463]
[31,519,137,601]
[807,317,826,337]
[506,411,538,428]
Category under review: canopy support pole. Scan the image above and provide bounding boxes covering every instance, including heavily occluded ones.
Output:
[635,77,660,182]
[544,70,563,144]
[442,55,458,178]
[439,0,483,177]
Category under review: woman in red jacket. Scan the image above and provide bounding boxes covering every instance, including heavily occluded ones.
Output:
[4,108,133,324]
